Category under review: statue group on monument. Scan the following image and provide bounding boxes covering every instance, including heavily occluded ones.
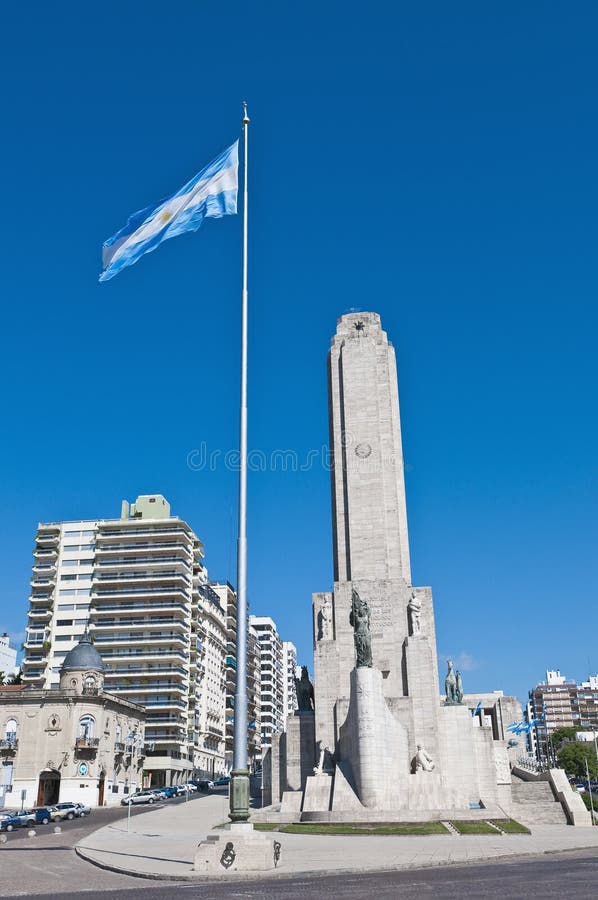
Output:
[350,588,373,668]
[295,665,315,711]
[444,659,464,705]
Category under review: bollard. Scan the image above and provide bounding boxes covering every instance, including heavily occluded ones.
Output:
[0,834,8,844]
[28,829,36,838]
[53,825,62,834]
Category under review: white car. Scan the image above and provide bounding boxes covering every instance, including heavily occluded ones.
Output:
[121,790,162,806]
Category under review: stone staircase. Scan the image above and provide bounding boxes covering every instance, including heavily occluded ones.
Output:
[511,775,568,825]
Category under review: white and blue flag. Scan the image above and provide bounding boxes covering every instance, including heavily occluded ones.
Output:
[100,140,238,282]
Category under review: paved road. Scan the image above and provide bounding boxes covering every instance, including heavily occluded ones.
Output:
[1,850,597,899]
[2,791,210,844]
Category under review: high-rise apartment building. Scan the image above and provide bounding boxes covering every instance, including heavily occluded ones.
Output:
[249,616,285,751]
[215,584,261,772]
[20,494,221,786]
[282,641,298,718]
[0,634,18,676]
[192,582,227,777]
[529,669,598,733]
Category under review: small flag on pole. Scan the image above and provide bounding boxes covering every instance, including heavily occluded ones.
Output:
[99,140,239,282]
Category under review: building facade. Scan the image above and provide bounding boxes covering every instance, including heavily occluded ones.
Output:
[527,669,598,762]
[20,494,221,787]
[249,616,285,752]
[282,642,298,719]
[215,584,261,772]
[0,634,18,677]
[0,633,145,809]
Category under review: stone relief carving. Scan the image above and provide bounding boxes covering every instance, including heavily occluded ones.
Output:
[350,589,372,668]
[412,744,435,773]
[408,591,422,635]
[317,596,333,641]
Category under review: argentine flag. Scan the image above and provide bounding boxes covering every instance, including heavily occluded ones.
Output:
[100,141,238,282]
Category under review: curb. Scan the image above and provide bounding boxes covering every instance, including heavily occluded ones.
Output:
[74,840,598,883]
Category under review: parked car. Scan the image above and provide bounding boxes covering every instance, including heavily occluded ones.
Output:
[183,783,198,792]
[121,790,162,806]
[53,802,82,820]
[32,807,55,825]
[74,802,91,817]
[160,787,179,799]
[193,780,214,792]
[212,775,231,787]
[0,809,37,831]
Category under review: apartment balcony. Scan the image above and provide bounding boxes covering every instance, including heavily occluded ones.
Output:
[0,740,18,753]
[92,617,187,632]
[96,527,193,544]
[92,603,190,620]
[33,562,57,575]
[33,546,58,562]
[93,573,191,591]
[95,556,191,571]
[29,592,52,604]
[91,587,191,604]
[109,682,186,695]
[100,648,188,663]
[144,699,187,711]
[75,737,99,752]
[30,577,56,589]
[114,742,126,753]
[28,608,51,621]
[104,665,187,678]
[35,533,59,546]
[92,633,188,647]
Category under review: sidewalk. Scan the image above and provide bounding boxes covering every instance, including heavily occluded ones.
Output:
[75,794,598,881]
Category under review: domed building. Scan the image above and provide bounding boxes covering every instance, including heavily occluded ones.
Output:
[0,633,145,808]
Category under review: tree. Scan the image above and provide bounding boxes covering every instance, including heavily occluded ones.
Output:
[0,671,5,685]
[557,742,598,779]
[6,672,22,686]
[551,727,579,750]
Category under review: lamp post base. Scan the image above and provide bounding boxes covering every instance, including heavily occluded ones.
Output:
[193,823,281,873]
[229,768,250,823]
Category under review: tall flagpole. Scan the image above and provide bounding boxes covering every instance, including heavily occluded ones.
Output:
[230,101,251,824]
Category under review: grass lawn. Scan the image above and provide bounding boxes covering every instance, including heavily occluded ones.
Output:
[255,822,449,836]
[450,820,498,835]
[491,819,531,834]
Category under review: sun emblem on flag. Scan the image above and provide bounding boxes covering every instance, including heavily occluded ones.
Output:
[160,210,174,225]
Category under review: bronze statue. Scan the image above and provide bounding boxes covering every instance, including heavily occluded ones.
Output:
[350,588,373,668]
[444,659,457,704]
[295,665,315,711]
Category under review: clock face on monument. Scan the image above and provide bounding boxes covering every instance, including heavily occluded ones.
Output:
[355,443,372,459]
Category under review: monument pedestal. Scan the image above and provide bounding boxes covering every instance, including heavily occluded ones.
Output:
[338,666,409,808]
[193,823,280,874]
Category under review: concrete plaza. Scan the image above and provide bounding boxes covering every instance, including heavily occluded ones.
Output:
[74,794,598,881]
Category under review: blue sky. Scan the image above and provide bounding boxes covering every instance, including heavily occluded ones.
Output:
[1,2,596,705]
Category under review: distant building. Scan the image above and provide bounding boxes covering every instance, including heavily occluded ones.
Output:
[249,616,285,751]
[0,632,145,809]
[527,669,598,763]
[282,641,298,718]
[215,584,261,773]
[19,494,218,787]
[0,634,17,677]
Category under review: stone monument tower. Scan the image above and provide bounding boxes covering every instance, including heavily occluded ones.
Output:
[265,312,516,820]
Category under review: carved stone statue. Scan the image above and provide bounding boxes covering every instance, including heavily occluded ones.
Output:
[313,744,334,775]
[455,670,463,704]
[408,591,422,635]
[444,659,457,704]
[349,589,372,668]
[412,744,435,773]
[317,596,333,641]
[295,665,315,712]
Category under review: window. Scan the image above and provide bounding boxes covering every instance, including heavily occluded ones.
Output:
[5,719,17,742]
[57,619,73,626]
[79,715,95,739]
[1,762,13,787]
